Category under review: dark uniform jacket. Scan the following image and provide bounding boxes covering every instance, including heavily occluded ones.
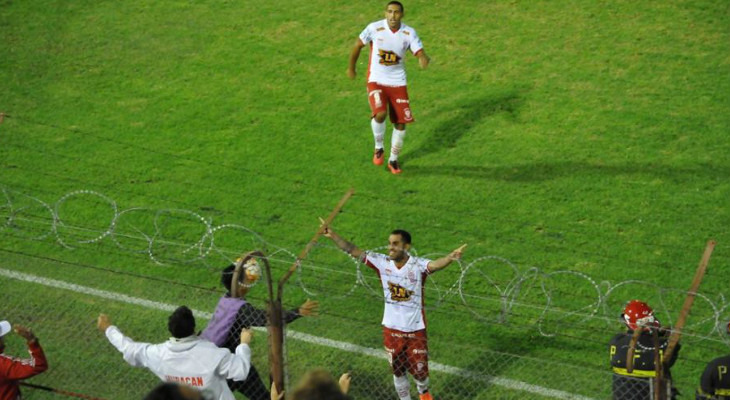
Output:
[696,355,730,400]
[609,329,680,400]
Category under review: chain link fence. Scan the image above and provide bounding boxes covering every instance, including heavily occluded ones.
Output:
[2,185,729,399]
[1,263,614,400]
[2,249,709,400]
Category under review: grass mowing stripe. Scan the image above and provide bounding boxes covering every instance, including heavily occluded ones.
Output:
[1,266,597,400]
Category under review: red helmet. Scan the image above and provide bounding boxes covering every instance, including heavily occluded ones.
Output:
[622,300,659,330]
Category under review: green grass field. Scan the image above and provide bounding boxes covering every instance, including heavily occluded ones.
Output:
[1,0,729,398]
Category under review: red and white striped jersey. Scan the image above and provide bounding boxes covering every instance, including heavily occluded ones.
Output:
[363,252,431,332]
[359,19,424,87]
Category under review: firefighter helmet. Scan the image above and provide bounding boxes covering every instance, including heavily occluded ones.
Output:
[622,300,659,330]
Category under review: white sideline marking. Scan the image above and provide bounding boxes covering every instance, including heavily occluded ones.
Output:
[0,268,596,400]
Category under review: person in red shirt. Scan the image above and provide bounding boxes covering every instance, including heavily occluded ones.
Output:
[0,320,48,400]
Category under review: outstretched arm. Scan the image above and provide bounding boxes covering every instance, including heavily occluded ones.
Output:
[0,325,48,380]
[347,39,366,79]
[320,218,363,259]
[98,314,159,368]
[427,244,466,273]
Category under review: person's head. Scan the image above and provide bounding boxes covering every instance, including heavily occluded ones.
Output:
[221,258,261,297]
[291,369,350,400]
[384,1,404,30]
[222,264,241,296]
[388,229,411,262]
[621,300,659,331]
[168,306,195,339]
[0,321,10,353]
[144,382,204,400]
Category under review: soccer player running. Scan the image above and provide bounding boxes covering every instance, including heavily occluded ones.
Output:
[348,1,430,175]
[320,221,465,400]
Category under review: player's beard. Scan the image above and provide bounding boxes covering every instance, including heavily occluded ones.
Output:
[389,249,407,263]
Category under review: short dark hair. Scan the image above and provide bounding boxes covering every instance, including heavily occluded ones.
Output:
[391,229,411,244]
[291,369,352,400]
[221,264,239,294]
[144,383,200,400]
[387,1,404,13]
[168,306,195,338]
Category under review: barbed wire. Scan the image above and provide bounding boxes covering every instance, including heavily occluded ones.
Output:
[2,184,728,349]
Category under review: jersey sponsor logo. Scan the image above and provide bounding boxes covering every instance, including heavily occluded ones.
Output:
[389,332,416,338]
[388,282,414,301]
[403,31,410,36]
[378,50,401,66]
[376,27,386,32]
[165,375,204,387]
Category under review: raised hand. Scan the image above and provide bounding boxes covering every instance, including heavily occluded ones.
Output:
[339,372,352,394]
[97,314,112,332]
[318,217,333,238]
[14,325,36,342]
[240,328,254,345]
[449,244,467,260]
[298,299,320,317]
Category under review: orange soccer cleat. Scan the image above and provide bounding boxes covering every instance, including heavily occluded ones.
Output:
[419,392,434,400]
[373,148,385,166]
[388,160,402,174]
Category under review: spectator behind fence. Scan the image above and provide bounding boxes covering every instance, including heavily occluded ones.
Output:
[144,382,209,400]
[696,320,730,399]
[200,255,319,400]
[321,223,464,400]
[98,306,253,400]
[0,320,49,400]
[609,300,680,400]
[270,370,351,400]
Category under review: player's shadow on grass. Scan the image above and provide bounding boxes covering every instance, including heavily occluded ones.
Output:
[406,161,730,182]
[406,92,523,162]
[347,369,397,400]
[435,333,600,399]
[435,331,530,399]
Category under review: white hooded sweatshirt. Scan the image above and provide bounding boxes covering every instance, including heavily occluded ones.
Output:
[105,325,251,400]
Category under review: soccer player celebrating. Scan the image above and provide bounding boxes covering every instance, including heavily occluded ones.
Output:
[347,1,430,174]
[321,221,465,400]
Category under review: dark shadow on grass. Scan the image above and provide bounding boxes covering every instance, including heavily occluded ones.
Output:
[435,330,532,399]
[405,161,730,182]
[434,332,605,399]
[407,92,523,162]
[347,368,397,400]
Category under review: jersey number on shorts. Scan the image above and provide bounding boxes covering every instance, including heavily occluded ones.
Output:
[369,89,383,108]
